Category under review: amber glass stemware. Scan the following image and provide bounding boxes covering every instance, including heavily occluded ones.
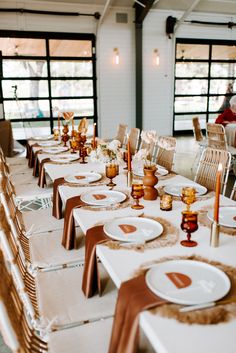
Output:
[80,146,88,164]
[131,183,144,210]
[181,187,196,211]
[106,163,119,187]
[180,211,198,247]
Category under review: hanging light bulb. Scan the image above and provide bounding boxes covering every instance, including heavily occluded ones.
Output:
[114,47,120,65]
[154,49,160,66]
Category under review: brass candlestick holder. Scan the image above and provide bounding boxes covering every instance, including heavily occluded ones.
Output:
[210,220,220,247]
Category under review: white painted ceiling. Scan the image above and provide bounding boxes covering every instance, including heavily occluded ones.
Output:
[32,0,236,15]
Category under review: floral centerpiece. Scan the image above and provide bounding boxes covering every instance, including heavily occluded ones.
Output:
[90,140,123,164]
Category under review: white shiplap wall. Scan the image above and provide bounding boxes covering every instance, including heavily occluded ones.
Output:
[0,1,236,137]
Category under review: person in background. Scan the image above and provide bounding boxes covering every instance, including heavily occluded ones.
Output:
[215,95,236,126]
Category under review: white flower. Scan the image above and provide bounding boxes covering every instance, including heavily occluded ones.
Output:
[90,140,122,164]
[141,130,158,144]
[158,137,175,151]
[108,139,121,152]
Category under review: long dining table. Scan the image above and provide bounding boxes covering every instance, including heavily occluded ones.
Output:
[32,142,236,353]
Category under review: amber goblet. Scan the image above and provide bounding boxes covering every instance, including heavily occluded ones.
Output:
[131,183,144,210]
[106,163,119,187]
[180,211,198,247]
[181,187,196,212]
[80,146,88,164]
[70,138,77,154]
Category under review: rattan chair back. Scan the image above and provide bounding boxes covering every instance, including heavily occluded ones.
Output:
[206,123,227,150]
[194,147,231,195]
[129,128,140,155]
[155,136,176,171]
[115,124,128,146]
[192,117,204,142]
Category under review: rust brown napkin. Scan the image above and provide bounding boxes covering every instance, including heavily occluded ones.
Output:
[82,225,109,298]
[108,274,166,353]
[62,195,86,250]
[52,177,66,219]
[38,158,51,188]
[28,143,40,167]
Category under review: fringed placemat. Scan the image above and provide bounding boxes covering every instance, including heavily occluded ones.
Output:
[133,255,236,325]
[103,215,179,252]
[62,174,107,188]
[133,171,177,182]
[198,205,236,236]
[157,186,215,202]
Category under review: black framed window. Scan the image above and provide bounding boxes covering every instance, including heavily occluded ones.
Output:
[174,38,236,133]
[0,30,97,136]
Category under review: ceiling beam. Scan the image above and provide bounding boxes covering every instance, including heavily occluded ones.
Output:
[134,0,155,24]
[174,0,201,32]
[97,0,113,27]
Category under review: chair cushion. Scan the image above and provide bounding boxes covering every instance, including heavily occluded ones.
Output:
[22,208,64,234]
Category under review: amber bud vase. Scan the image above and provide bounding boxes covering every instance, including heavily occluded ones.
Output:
[143,166,158,200]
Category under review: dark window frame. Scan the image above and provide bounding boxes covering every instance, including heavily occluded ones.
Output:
[0,30,97,133]
[173,38,236,135]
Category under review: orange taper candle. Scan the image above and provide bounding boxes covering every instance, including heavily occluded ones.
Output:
[127,138,131,172]
[214,163,223,223]
[93,123,96,149]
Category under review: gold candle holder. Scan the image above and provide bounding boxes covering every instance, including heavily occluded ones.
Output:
[210,220,220,247]
[127,171,133,188]
[160,194,172,211]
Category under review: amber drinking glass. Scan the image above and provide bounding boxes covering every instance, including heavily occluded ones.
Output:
[160,194,172,211]
[106,163,119,187]
[70,138,77,154]
[181,187,196,211]
[131,183,144,210]
[79,146,88,164]
[180,211,198,247]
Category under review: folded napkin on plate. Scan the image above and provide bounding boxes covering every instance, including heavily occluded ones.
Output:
[28,143,40,167]
[52,177,66,219]
[82,225,109,298]
[62,195,86,250]
[108,274,166,353]
[38,157,51,188]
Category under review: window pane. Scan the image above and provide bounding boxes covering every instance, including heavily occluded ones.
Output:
[175,96,207,113]
[0,37,46,56]
[174,114,206,131]
[176,62,208,77]
[51,80,93,97]
[175,79,208,95]
[211,62,236,77]
[52,99,94,116]
[209,79,235,94]
[2,80,49,98]
[208,96,228,112]
[4,100,50,119]
[50,60,92,77]
[3,60,47,77]
[176,44,209,60]
[49,40,92,57]
[212,45,236,60]
[11,121,51,140]
[208,113,219,123]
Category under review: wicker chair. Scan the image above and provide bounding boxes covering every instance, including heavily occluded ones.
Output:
[128,127,140,155]
[206,123,228,150]
[194,147,231,195]
[115,124,128,146]
[155,136,176,172]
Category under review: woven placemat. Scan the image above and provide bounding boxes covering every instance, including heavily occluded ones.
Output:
[133,255,236,325]
[133,171,177,182]
[198,205,236,236]
[157,186,215,202]
[102,215,179,252]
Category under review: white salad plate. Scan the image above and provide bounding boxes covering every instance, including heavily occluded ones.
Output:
[31,135,53,141]
[42,147,69,154]
[207,207,236,228]
[133,164,168,177]
[103,217,163,243]
[80,190,127,206]
[64,172,102,184]
[38,141,61,147]
[164,183,207,197]
[146,260,230,305]
[50,155,79,163]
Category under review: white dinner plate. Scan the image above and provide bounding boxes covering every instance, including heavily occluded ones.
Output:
[42,147,69,154]
[64,172,102,184]
[80,189,127,206]
[164,183,207,197]
[103,217,163,243]
[50,155,80,163]
[133,165,168,177]
[207,207,236,228]
[146,260,231,305]
[38,141,61,147]
[31,135,53,141]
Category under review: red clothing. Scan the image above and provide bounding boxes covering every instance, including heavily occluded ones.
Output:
[215,108,236,126]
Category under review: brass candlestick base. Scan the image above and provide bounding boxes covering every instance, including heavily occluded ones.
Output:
[210,220,220,247]
[127,171,133,188]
